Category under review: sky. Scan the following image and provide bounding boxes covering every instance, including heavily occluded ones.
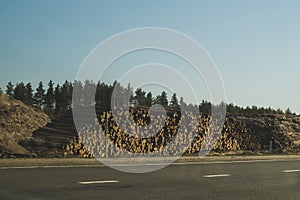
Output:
[1,0,300,112]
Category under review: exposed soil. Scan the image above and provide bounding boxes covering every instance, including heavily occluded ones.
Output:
[0,94,50,157]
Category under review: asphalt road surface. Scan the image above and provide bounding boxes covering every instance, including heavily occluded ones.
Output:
[0,159,299,200]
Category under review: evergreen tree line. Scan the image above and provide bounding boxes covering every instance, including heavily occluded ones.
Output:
[226,103,295,116]
[2,80,295,117]
[4,80,72,117]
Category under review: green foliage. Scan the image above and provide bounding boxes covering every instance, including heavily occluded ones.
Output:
[135,88,146,106]
[62,81,73,109]
[34,81,45,109]
[14,82,26,102]
[276,108,283,115]
[55,81,73,114]
[199,100,211,115]
[45,80,55,116]
[285,108,292,116]
[145,92,153,107]
[179,97,187,107]
[82,80,95,105]
[73,80,83,106]
[226,102,290,116]
[169,93,180,110]
[24,83,33,105]
[155,91,168,108]
[2,80,296,117]
[54,84,62,113]
[95,81,113,110]
[6,82,14,96]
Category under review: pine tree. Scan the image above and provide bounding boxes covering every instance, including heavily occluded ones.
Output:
[276,108,283,115]
[125,83,133,106]
[156,91,168,108]
[135,88,146,106]
[34,81,45,109]
[285,108,292,116]
[54,84,62,113]
[14,82,26,102]
[6,82,14,96]
[60,81,73,111]
[95,82,106,106]
[24,83,33,105]
[199,100,211,115]
[73,80,83,106]
[0,87,3,94]
[112,81,124,108]
[53,82,73,113]
[145,92,153,107]
[169,93,180,110]
[45,80,55,115]
[82,80,95,105]
[179,97,186,106]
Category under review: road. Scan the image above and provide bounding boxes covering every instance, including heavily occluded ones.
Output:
[0,159,299,200]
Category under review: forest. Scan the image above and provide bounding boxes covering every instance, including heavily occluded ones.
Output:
[0,80,295,117]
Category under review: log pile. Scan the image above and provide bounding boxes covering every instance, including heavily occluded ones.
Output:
[64,109,300,157]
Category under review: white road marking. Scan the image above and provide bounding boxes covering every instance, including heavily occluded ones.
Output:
[283,169,300,173]
[203,174,231,178]
[0,165,101,170]
[78,180,119,185]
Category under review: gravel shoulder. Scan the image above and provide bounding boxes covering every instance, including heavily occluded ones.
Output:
[1,154,300,167]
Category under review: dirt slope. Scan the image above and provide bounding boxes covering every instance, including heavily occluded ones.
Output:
[0,94,50,157]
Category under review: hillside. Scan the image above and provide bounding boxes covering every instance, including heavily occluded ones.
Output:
[1,94,299,158]
[0,94,50,157]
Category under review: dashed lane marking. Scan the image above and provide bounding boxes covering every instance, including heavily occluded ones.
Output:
[203,174,231,178]
[283,169,300,173]
[78,180,119,185]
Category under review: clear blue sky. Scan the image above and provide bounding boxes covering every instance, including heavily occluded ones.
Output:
[1,0,300,112]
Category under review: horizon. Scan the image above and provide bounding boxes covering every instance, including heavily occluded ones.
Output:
[0,79,296,115]
[1,1,300,112]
